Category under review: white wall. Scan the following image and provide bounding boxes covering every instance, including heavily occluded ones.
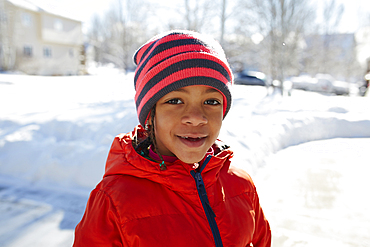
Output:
[8,2,83,75]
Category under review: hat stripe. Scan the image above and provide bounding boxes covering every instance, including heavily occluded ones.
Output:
[134,32,187,64]
[137,76,231,125]
[134,37,211,87]
[136,67,229,115]
[135,57,231,105]
[136,34,202,68]
[133,40,157,66]
[135,52,231,100]
[135,45,214,90]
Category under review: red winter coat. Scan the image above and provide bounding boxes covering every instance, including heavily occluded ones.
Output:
[73,126,271,247]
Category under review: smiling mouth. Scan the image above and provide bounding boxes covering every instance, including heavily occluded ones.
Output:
[179,136,206,142]
[177,136,207,148]
[178,134,207,140]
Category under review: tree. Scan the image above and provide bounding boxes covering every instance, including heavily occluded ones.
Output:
[321,0,344,35]
[87,0,151,71]
[316,0,344,74]
[88,14,105,65]
[220,0,227,45]
[219,0,242,45]
[154,0,218,34]
[301,0,363,81]
[235,0,316,84]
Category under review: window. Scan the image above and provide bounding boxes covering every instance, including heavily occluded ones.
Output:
[23,46,33,57]
[43,47,52,58]
[1,10,8,23]
[21,13,32,27]
[54,19,63,31]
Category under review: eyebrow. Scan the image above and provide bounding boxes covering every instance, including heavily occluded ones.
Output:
[173,87,220,94]
[205,88,220,93]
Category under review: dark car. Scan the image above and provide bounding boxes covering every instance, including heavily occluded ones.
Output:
[234,70,269,87]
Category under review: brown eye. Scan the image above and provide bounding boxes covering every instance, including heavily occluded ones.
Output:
[166,98,183,104]
[204,99,221,105]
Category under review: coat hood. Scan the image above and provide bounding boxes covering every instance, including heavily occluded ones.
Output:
[104,125,233,193]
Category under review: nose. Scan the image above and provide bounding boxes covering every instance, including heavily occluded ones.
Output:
[181,104,208,126]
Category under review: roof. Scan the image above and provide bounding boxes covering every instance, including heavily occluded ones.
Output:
[305,33,356,50]
[6,0,82,22]
[7,0,41,12]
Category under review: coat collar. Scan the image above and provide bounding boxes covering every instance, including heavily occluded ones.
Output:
[104,125,233,193]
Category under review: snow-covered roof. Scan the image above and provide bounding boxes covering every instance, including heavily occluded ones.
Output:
[6,0,81,22]
[7,0,41,12]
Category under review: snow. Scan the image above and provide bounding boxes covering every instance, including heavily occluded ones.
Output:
[7,0,41,12]
[255,138,370,246]
[0,72,369,246]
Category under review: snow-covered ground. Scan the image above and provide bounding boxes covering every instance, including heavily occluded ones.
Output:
[0,72,369,246]
[256,138,370,246]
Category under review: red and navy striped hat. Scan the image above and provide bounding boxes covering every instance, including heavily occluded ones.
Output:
[133,30,233,126]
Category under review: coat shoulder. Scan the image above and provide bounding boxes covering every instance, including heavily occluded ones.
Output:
[220,165,256,197]
[95,174,174,223]
[96,174,151,200]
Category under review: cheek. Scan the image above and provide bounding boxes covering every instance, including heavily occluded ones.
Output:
[154,113,173,139]
[213,122,222,137]
[214,118,223,138]
[211,113,223,129]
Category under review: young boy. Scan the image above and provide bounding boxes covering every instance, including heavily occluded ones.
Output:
[73,30,271,247]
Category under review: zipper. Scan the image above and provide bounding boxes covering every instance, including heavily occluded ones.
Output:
[191,155,223,247]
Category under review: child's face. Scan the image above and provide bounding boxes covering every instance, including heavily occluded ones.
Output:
[153,85,224,164]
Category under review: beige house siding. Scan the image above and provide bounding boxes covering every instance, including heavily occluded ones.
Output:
[0,0,16,70]
[41,14,82,46]
[2,0,83,75]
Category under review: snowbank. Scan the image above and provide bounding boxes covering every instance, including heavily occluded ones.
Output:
[1,73,370,190]
[220,88,370,174]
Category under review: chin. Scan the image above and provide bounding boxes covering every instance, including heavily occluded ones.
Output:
[177,153,206,164]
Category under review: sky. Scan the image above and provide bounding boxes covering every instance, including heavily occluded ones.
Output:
[26,0,370,34]
[315,0,370,33]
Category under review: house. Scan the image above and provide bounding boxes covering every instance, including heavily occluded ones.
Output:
[302,33,362,81]
[0,0,84,75]
[355,26,370,70]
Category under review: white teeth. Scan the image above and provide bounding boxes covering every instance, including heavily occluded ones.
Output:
[180,136,202,139]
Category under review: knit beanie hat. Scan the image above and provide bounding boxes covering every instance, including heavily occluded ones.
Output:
[133,30,233,126]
